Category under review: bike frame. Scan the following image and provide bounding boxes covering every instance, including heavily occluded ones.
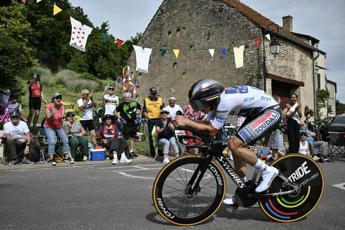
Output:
[184,141,298,198]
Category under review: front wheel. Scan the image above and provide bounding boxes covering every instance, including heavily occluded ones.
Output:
[152,155,226,226]
[259,154,324,222]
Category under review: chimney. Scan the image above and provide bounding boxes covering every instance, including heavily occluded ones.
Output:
[282,15,293,32]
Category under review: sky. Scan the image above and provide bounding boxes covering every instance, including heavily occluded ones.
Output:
[69,0,345,102]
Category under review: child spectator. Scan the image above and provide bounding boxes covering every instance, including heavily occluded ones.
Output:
[298,132,311,156]
[97,114,131,165]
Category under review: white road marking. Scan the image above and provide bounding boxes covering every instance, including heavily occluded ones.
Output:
[112,168,162,172]
[333,182,345,191]
[117,171,155,180]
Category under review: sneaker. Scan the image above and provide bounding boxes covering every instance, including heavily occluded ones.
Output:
[163,157,170,164]
[255,166,279,193]
[223,194,237,205]
[22,157,33,165]
[70,158,75,164]
[130,152,138,158]
[51,161,56,166]
[8,159,20,166]
[83,155,88,161]
[112,157,119,165]
[120,156,132,164]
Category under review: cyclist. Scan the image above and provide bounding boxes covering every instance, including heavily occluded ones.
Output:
[173,79,282,204]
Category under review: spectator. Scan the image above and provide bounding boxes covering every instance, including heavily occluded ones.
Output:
[3,111,32,165]
[298,132,311,156]
[103,84,119,121]
[183,104,206,154]
[7,94,23,115]
[302,123,329,162]
[96,114,131,165]
[164,97,183,119]
[143,87,164,157]
[116,92,141,158]
[77,89,97,146]
[156,108,180,164]
[44,93,70,166]
[27,73,47,129]
[283,93,301,153]
[63,112,89,164]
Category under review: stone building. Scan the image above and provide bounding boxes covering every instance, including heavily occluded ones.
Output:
[129,0,336,121]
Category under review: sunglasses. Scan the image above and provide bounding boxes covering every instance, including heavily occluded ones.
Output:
[161,112,169,114]
[54,96,62,100]
[108,87,114,90]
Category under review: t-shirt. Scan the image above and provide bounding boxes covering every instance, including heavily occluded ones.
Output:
[209,85,278,129]
[44,103,64,129]
[4,120,30,142]
[116,101,141,125]
[77,98,94,120]
[157,119,175,139]
[164,104,183,119]
[96,124,122,139]
[63,120,83,136]
[103,94,119,115]
[7,102,22,115]
[30,82,42,98]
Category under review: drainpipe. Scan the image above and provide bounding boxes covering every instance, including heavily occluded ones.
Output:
[262,30,267,92]
[313,51,320,127]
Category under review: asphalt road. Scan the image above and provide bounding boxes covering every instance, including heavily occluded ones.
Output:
[1,157,345,230]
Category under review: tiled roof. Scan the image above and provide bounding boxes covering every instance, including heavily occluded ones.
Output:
[223,0,320,51]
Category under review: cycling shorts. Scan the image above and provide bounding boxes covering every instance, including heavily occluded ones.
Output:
[235,105,282,145]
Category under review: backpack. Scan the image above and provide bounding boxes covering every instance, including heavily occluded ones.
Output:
[29,139,41,162]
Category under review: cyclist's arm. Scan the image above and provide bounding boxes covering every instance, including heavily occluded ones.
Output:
[173,116,218,137]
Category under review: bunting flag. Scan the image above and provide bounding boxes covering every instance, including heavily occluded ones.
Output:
[160,48,167,57]
[116,39,123,48]
[102,33,109,43]
[53,4,62,16]
[37,0,42,3]
[233,45,245,68]
[69,17,93,52]
[265,34,271,41]
[133,45,152,73]
[208,49,215,58]
[21,0,26,3]
[255,39,261,46]
[220,47,228,57]
[173,49,180,58]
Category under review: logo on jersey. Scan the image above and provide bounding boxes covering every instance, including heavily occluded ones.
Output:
[261,96,272,102]
[250,110,280,135]
[243,97,254,103]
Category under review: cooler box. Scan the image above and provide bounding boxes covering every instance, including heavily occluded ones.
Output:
[90,148,106,161]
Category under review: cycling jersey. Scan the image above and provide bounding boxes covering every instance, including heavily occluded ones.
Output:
[210,85,278,129]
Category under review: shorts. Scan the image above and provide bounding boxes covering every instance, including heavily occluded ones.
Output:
[235,105,282,145]
[123,125,138,139]
[29,97,41,110]
[80,120,95,132]
[110,138,128,154]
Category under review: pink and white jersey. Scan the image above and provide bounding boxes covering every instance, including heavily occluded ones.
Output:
[210,85,278,129]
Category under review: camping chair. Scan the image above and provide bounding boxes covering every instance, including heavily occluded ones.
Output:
[329,132,345,159]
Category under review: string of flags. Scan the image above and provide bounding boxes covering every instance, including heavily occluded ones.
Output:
[133,43,255,73]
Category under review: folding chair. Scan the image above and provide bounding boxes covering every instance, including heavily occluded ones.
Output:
[329,132,345,159]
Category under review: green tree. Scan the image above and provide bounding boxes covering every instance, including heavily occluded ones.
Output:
[336,100,345,115]
[0,0,34,94]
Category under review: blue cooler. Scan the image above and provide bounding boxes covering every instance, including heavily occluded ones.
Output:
[90,148,106,161]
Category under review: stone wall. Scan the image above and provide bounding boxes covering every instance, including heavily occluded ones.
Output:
[129,0,264,105]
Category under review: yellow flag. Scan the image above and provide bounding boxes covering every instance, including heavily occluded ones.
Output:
[53,4,62,16]
[173,49,180,58]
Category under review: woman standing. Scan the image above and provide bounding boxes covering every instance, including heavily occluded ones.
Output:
[27,73,47,129]
[283,93,302,153]
[44,93,70,166]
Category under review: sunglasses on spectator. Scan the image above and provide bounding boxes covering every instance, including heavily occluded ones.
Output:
[54,96,62,100]
[161,111,169,114]
[108,87,114,90]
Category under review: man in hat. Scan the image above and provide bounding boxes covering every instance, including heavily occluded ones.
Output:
[143,87,164,157]
[3,111,32,165]
[163,96,183,119]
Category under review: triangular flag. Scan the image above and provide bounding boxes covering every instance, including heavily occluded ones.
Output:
[208,49,215,58]
[173,49,180,58]
[116,39,123,48]
[37,0,42,3]
[160,48,167,57]
[21,0,27,4]
[220,48,227,57]
[53,4,62,16]
[265,34,271,41]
